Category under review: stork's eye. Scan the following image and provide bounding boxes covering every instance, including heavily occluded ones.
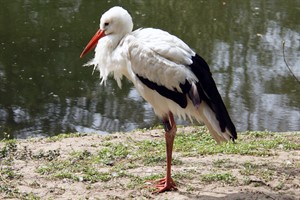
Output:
[104,22,109,26]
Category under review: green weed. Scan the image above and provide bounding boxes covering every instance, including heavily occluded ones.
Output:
[201,172,236,184]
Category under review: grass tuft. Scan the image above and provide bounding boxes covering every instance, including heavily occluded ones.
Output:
[201,172,236,184]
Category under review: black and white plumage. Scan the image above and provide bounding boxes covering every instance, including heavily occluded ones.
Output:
[80,6,237,193]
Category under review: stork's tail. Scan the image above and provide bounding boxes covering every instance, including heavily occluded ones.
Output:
[196,102,237,144]
[188,54,237,144]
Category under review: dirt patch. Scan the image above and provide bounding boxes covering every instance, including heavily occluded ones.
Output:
[1,127,299,199]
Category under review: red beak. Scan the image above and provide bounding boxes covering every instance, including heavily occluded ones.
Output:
[80,29,106,58]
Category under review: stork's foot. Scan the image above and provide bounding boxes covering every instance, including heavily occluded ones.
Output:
[150,177,177,193]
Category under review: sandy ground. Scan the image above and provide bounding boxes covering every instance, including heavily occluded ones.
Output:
[0,127,299,200]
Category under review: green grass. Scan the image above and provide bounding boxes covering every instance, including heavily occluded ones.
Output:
[0,139,17,159]
[37,158,113,183]
[201,172,236,184]
[174,129,300,156]
[33,149,60,161]
[98,143,130,164]
[240,161,277,182]
[46,133,86,142]
[0,167,22,180]
[1,128,299,198]
[36,143,133,183]
[31,129,300,188]
[212,158,235,169]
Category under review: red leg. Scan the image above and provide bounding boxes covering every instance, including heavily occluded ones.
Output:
[153,112,177,193]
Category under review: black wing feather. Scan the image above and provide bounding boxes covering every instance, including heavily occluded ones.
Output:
[189,54,237,139]
[136,74,188,108]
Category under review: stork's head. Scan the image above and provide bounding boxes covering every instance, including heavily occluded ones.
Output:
[80,6,133,58]
[100,6,133,36]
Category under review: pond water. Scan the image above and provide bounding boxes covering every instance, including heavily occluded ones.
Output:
[0,0,299,139]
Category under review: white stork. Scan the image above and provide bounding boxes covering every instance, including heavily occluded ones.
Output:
[80,6,237,193]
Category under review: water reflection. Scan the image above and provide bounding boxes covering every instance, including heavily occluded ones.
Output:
[0,0,299,139]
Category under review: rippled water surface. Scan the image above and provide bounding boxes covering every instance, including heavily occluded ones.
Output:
[0,0,299,139]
